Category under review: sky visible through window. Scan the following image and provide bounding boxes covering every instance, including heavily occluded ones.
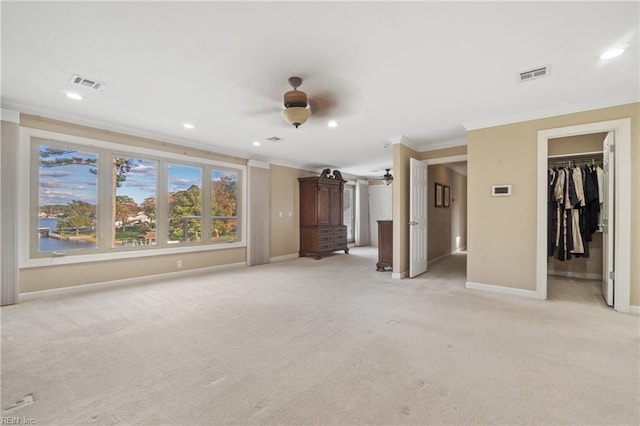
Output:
[39,147,98,206]
[169,163,202,192]
[119,158,157,204]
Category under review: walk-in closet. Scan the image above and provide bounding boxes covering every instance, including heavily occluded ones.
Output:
[547,132,613,307]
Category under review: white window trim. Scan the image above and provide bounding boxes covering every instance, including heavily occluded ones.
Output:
[19,127,247,269]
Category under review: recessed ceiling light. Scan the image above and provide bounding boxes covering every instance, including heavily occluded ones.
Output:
[65,92,82,101]
[327,120,338,128]
[183,123,195,129]
[600,47,624,60]
[252,141,261,147]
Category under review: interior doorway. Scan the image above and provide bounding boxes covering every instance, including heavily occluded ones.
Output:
[537,119,631,313]
[421,154,468,279]
[368,184,392,247]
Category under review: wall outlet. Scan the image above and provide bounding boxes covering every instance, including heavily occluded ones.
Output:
[177,259,183,268]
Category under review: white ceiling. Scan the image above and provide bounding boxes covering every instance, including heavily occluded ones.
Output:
[2,1,638,177]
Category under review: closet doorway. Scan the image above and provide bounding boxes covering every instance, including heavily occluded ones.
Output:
[547,133,611,306]
[536,119,631,313]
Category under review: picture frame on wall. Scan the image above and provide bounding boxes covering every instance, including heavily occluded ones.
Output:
[435,183,443,207]
[443,185,450,208]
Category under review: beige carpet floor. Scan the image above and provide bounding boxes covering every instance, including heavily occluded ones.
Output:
[1,247,639,425]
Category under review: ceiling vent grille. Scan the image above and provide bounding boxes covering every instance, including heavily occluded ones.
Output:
[70,74,105,90]
[518,65,550,83]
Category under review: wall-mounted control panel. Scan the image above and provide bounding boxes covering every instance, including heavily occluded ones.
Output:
[491,185,512,197]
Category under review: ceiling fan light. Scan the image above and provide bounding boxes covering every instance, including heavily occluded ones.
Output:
[382,169,393,185]
[282,106,311,128]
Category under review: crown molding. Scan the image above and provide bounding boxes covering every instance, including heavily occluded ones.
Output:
[1,108,20,123]
[247,159,270,169]
[1,101,252,162]
[389,134,420,151]
[417,137,467,152]
[463,92,639,131]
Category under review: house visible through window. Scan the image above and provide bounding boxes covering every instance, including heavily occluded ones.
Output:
[113,156,158,248]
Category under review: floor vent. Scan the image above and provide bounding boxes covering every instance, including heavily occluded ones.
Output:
[70,74,105,90]
[518,65,550,83]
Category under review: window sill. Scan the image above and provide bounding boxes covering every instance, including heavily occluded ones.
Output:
[20,241,246,269]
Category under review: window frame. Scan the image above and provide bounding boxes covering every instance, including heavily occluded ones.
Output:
[20,127,246,268]
[166,161,205,246]
[110,153,160,251]
[30,139,101,258]
[210,166,242,244]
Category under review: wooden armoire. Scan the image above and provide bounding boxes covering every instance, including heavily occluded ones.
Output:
[298,169,349,259]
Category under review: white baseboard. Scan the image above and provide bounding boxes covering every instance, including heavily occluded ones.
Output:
[465,281,542,299]
[269,253,299,263]
[428,248,467,266]
[548,270,602,280]
[392,271,408,280]
[19,261,247,302]
[628,305,640,315]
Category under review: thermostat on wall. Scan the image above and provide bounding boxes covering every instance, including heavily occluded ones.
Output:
[491,185,512,197]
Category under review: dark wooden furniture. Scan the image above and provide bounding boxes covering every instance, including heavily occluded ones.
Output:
[376,220,393,271]
[298,170,349,259]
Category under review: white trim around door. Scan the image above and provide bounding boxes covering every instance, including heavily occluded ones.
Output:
[537,119,631,313]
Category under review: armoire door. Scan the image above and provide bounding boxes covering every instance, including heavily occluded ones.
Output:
[318,186,331,225]
[330,186,343,225]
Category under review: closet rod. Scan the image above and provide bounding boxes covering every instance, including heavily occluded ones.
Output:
[547,150,602,159]
[548,157,603,167]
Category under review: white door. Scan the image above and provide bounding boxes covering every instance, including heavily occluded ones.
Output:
[409,158,428,277]
[602,132,615,306]
[369,185,392,247]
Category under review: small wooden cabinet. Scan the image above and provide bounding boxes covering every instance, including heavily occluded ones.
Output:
[298,170,349,259]
[376,220,393,271]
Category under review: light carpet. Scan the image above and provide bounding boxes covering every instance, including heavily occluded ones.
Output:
[1,247,639,425]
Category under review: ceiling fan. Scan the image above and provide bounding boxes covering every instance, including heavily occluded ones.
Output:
[282,76,310,128]
[244,76,340,128]
[280,76,337,128]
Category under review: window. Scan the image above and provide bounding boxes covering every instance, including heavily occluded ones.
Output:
[211,169,239,243]
[113,156,158,247]
[36,143,99,255]
[168,164,203,244]
[344,184,355,242]
[27,130,245,264]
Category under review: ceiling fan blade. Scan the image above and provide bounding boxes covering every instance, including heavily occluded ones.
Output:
[244,106,282,117]
[308,92,337,117]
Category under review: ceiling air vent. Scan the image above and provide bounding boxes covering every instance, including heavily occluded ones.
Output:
[70,74,105,90]
[518,65,550,83]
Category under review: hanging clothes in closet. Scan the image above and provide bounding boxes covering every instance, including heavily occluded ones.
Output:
[548,162,602,261]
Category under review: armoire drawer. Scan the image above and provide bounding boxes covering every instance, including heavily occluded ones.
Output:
[318,227,332,235]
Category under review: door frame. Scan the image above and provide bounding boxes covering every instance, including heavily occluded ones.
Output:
[536,119,631,312]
